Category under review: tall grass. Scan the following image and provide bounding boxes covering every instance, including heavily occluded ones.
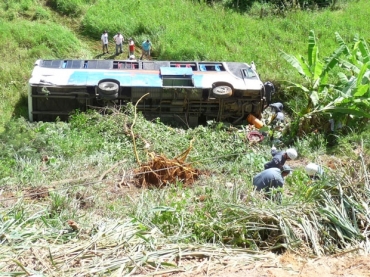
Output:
[1,109,369,275]
[47,0,95,16]
[81,0,369,75]
[0,19,90,132]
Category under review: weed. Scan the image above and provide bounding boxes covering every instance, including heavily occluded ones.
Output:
[49,192,69,217]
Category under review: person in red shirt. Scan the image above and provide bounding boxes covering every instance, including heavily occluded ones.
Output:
[128,38,135,58]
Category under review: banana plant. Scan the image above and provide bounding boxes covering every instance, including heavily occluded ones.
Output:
[280,30,370,135]
[321,33,370,129]
[335,33,370,104]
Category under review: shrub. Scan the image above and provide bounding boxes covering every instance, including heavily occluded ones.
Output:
[47,0,84,16]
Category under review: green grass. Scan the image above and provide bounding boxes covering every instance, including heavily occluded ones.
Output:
[1,109,369,274]
[1,0,370,275]
[1,0,369,130]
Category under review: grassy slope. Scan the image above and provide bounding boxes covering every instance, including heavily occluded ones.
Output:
[0,5,91,131]
[0,1,370,275]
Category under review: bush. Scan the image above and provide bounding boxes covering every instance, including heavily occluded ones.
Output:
[33,7,51,20]
[47,0,85,16]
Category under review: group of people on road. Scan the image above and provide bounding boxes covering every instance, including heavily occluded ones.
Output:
[100,30,152,60]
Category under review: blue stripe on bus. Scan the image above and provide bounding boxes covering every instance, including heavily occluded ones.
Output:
[160,67,193,76]
[68,71,207,87]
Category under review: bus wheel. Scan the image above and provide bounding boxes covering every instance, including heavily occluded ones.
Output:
[212,85,232,98]
[98,81,119,96]
[99,93,118,100]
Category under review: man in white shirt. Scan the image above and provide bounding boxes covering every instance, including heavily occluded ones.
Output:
[101,30,109,54]
[113,32,124,55]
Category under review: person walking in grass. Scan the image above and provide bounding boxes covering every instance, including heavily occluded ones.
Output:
[113,32,124,55]
[101,30,109,54]
[140,39,152,60]
[264,147,297,170]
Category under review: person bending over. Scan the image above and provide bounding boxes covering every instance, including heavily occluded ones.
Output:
[264,147,297,170]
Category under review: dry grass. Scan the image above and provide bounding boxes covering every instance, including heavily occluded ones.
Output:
[0,218,275,276]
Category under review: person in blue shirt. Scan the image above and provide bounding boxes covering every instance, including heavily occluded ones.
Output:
[264,147,297,170]
[253,165,292,193]
[140,39,152,60]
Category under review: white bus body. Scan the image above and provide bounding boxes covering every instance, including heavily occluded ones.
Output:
[28,59,271,126]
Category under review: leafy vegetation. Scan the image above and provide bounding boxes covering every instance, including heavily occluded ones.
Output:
[47,0,95,16]
[281,30,370,137]
[0,0,370,275]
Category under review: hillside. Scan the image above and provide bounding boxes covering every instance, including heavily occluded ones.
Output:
[0,0,370,276]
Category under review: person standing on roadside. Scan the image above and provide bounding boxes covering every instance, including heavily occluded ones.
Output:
[113,32,124,55]
[140,39,152,60]
[101,30,109,54]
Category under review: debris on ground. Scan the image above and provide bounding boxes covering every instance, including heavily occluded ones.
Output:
[247,130,264,143]
[244,103,289,144]
[25,186,49,200]
[135,141,200,188]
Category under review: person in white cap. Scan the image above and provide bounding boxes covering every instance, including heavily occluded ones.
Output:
[253,165,293,202]
[305,163,323,180]
[264,147,297,170]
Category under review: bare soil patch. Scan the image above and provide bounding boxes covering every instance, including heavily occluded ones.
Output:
[25,186,49,200]
[169,253,370,277]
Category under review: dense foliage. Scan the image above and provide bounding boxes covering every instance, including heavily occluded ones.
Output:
[281,30,370,138]
[220,0,335,12]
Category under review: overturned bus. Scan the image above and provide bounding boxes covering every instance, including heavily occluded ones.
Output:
[28,59,274,126]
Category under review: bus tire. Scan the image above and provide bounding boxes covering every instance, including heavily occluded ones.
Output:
[98,80,119,96]
[212,85,233,98]
[99,93,118,100]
